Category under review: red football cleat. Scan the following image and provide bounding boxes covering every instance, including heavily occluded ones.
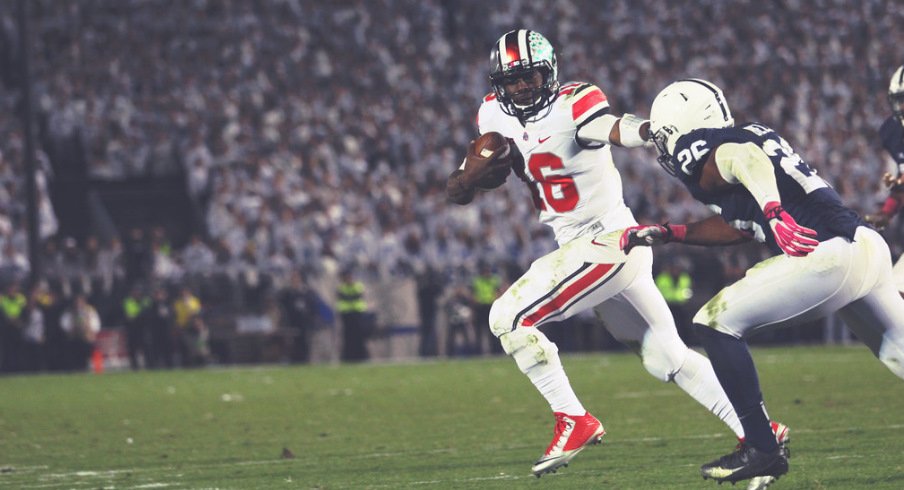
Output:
[531,411,605,477]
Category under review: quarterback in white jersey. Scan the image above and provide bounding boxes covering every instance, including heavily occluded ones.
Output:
[446,30,783,483]
[476,81,636,245]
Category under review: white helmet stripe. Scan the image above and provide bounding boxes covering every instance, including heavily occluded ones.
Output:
[680,78,730,122]
[519,29,530,64]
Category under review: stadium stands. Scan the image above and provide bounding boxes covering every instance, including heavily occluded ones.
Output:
[0,0,900,367]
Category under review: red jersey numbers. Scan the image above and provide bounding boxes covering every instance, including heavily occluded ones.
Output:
[527,153,579,212]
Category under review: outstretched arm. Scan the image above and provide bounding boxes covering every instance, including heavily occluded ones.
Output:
[620,215,751,253]
[575,113,650,148]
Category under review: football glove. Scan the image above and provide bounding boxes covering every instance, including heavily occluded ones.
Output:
[619,223,685,253]
[763,201,819,257]
[462,139,513,190]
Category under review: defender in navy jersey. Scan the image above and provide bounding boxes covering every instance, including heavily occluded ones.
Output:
[621,79,904,487]
[865,64,904,297]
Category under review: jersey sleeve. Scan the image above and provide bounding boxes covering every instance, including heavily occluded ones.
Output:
[672,127,762,183]
[475,93,497,135]
[879,117,904,173]
[566,83,610,127]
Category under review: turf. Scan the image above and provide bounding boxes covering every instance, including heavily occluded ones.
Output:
[0,345,902,489]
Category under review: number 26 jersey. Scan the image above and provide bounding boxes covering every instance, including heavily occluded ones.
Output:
[669,122,864,255]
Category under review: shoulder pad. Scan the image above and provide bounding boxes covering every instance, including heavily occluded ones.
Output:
[565,83,609,125]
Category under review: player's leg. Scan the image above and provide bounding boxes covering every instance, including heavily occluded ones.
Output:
[693,236,865,483]
[593,246,743,438]
[836,228,904,379]
[489,231,637,476]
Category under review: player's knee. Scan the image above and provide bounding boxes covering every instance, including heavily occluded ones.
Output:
[488,300,512,338]
[692,309,742,338]
[879,336,904,380]
[639,335,687,382]
[499,327,560,374]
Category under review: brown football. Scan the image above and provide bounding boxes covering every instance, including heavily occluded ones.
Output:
[473,131,509,159]
[470,131,512,189]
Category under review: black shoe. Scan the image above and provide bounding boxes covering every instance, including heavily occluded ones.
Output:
[701,443,789,484]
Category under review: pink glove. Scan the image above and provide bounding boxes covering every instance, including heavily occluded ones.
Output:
[619,223,687,253]
[763,201,819,257]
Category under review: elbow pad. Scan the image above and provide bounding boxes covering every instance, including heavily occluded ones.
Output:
[715,142,781,208]
[617,113,649,148]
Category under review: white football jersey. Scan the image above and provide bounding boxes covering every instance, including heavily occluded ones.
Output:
[476,82,636,245]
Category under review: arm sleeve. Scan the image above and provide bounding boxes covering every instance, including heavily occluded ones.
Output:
[575,113,618,146]
[714,142,781,209]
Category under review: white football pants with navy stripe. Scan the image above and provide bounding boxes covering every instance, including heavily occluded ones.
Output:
[694,226,904,380]
[489,230,742,435]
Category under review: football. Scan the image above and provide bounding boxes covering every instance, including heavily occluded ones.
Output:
[470,131,513,189]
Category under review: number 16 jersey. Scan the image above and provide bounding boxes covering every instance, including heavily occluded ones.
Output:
[476,82,637,246]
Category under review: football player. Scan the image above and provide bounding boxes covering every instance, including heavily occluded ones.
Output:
[446,29,774,479]
[623,78,904,486]
[865,64,904,299]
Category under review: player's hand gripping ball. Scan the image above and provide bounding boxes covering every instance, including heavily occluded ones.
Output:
[464,132,518,190]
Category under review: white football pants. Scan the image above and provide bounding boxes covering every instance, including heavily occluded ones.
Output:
[489,230,730,388]
[695,226,904,380]
[893,252,904,294]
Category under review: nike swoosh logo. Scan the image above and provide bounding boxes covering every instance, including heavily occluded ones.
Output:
[539,136,551,143]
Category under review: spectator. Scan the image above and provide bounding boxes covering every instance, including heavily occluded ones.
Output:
[20,285,47,372]
[469,262,503,355]
[336,268,370,362]
[0,281,26,372]
[172,286,203,366]
[121,285,150,370]
[59,293,101,371]
[145,286,175,368]
[278,271,318,364]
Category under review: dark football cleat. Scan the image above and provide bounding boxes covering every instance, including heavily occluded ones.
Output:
[701,443,788,485]
[738,421,790,489]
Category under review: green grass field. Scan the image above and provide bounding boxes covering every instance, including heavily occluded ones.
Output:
[1,345,903,489]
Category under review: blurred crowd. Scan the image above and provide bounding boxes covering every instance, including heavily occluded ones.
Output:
[0,0,902,370]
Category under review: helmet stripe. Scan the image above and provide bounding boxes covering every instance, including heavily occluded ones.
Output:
[680,78,730,121]
[521,30,532,65]
[502,31,521,68]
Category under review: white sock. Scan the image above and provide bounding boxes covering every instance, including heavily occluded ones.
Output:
[527,362,586,416]
[673,349,744,438]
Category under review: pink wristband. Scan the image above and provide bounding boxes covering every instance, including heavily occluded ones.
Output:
[881,196,901,216]
[669,224,688,242]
